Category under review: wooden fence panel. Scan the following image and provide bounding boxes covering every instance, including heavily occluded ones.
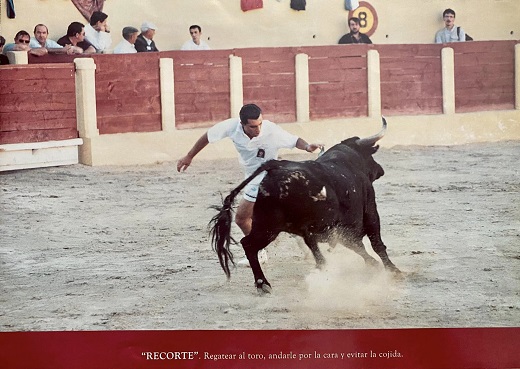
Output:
[162,50,231,129]
[2,41,517,145]
[0,64,77,144]
[452,41,516,113]
[303,45,370,120]
[92,53,162,134]
[233,47,297,123]
[375,44,443,116]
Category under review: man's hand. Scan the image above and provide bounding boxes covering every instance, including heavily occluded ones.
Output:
[177,155,192,172]
[29,47,48,56]
[305,143,324,153]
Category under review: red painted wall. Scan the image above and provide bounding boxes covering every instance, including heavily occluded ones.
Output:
[234,47,298,124]
[1,41,517,145]
[303,45,370,120]
[453,40,516,113]
[375,44,444,116]
[0,64,78,145]
[162,50,231,128]
[92,53,162,134]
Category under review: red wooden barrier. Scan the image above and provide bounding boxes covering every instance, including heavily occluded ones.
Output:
[91,53,162,134]
[162,50,231,129]
[452,41,516,113]
[375,43,444,116]
[2,41,515,142]
[0,64,78,144]
[302,45,370,120]
[234,47,298,123]
[28,53,90,64]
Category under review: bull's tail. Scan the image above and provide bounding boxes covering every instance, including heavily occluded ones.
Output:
[209,161,278,278]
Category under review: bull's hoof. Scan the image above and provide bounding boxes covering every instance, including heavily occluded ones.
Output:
[255,279,272,294]
[386,264,402,275]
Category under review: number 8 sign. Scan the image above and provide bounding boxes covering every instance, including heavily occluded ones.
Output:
[348,1,379,37]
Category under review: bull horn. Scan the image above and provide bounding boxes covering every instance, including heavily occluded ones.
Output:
[356,117,387,146]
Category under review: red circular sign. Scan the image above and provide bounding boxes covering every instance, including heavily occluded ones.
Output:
[348,1,379,37]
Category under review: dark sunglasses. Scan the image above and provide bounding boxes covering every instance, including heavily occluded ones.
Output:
[18,39,30,44]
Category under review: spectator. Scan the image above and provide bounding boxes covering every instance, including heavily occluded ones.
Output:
[30,24,72,54]
[3,30,48,57]
[57,22,96,54]
[435,8,465,43]
[85,11,112,52]
[338,17,372,44]
[3,30,32,53]
[0,36,9,64]
[135,21,159,52]
[113,27,139,54]
[181,25,210,50]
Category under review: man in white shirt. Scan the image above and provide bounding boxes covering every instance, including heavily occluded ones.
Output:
[435,8,466,43]
[113,27,139,54]
[29,24,72,55]
[177,104,322,264]
[85,11,112,52]
[181,25,210,50]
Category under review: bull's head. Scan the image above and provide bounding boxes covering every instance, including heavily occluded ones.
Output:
[349,117,387,182]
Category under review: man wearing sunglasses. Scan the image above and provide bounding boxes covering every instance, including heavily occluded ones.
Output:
[2,30,45,56]
[3,30,70,56]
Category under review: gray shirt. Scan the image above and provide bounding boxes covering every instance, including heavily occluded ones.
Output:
[435,27,465,43]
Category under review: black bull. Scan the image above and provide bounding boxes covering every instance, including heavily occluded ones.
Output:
[209,118,401,293]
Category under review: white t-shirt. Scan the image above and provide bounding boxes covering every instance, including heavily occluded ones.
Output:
[113,39,137,54]
[207,118,298,181]
[85,24,112,52]
[181,39,210,50]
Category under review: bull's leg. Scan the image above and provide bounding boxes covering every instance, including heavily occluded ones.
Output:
[241,230,279,294]
[363,207,401,273]
[366,234,400,273]
[341,231,379,266]
[356,187,402,274]
[303,235,326,269]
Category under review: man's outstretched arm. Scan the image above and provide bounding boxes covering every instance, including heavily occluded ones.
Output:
[295,137,322,153]
[176,132,209,172]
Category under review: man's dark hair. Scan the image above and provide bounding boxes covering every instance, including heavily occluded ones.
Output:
[239,104,262,125]
[33,24,48,34]
[67,22,85,37]
[189,25,202,33]
[348,17,361,25]
[0,36,5,47]
[443,8,456,17]
[15,30,30,40]
[90,11,108,26]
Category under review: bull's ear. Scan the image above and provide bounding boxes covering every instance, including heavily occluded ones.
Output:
[371,145,380,154]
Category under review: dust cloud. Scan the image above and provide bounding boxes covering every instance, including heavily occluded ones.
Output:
[303,247,400,313]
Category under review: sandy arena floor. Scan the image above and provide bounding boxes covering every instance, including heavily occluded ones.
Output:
[1,141,519,330]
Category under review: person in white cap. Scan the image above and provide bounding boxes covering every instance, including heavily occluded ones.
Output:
[135,21,159,52]
[181,25,210,50]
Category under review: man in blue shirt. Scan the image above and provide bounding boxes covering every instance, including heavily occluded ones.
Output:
[435,9,466,43]
[30,24,72,55]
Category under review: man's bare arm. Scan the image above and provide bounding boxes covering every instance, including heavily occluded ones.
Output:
[176,132,209,172]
